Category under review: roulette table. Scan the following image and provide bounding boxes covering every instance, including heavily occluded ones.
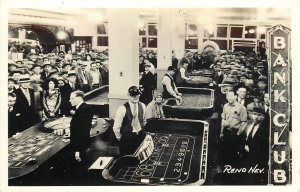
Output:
[163,87,214,120]
[186,69,213,88]
[101,118,209,185]
[8,117,113,179]
[85,85,109,117]
[189,69,213,77]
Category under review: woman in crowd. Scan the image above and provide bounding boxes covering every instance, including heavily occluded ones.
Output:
[42,78,62,119]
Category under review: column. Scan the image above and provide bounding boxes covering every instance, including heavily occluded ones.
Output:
[156,9,173,92]
[18,29,26,43]
[107,9,139,118]
[171,14,185,60]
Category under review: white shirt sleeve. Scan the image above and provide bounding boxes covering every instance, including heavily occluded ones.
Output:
[162,76,176,96]
[113,105,126,140]
[141,102,146,126]
[180,68,189,80]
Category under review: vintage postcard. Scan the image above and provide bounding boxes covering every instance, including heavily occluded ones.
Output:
[1,0,299,192]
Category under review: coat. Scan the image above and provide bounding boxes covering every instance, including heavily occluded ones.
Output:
[69,103,94,151]
[14,88,39,131]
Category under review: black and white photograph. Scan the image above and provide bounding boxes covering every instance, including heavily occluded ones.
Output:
[1,0,300,191]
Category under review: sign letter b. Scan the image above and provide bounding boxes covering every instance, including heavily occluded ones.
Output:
[274,37,286,49]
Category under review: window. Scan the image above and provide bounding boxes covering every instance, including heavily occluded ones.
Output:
[217,26,228,38]
[139,22,158,48]
[245,26,257,39]
[187,24,197,37]
[213,40,228,50]
[204,29,214,38]
[148,38,157,48]
[230,26,243,38]
[185,39,198,49]
[9,29,19,38]
[97,23,109,47]
[148,24,157,36]
[139,29,146,36]
[97,23,107,35]
[97,36,108,46]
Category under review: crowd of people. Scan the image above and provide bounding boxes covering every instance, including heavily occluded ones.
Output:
[157,49,270,184]
[8,49,109,138]
[8,45,270,184]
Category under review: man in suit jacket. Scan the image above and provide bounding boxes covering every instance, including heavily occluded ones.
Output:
[65,90,93,184]
[139,63,156,105]
[69,90,94,162]
[60,70,82,116]
[14,74,39,131]
[238,107,269,166]
[8,93,22,138]
[99,62,109,86]
[76,63,92,93]
[237,106,269,184]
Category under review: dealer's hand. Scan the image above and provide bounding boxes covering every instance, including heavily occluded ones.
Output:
[245,145,250,152]
[177,93,182,96]
[175,95,181,100]
[219,132,224,140]
[75,151,81,162]
[70,110,75,115]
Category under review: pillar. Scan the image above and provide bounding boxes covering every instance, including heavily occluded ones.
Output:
[18,29,26,43]
[156,9,173,92]
[107,9,139,118]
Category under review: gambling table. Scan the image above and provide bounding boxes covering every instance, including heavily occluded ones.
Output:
[98,118,209,185]
[85,85,109,117]
[8,117,112,180]
[189,69,213,77]
[186,69,213,88]
[163,87,214,120]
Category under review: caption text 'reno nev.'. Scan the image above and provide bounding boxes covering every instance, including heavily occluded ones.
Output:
[223,164,264,174]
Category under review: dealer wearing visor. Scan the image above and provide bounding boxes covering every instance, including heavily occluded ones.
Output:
[113,86,146,156]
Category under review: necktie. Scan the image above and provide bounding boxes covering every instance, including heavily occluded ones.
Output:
[156,104,161,118]
[24,89,31,106]
[133,104,137,118]
[72,83,75,90]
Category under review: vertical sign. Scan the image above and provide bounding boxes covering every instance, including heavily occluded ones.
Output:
[266,24,291,185]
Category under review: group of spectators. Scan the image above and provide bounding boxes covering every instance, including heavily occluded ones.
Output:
[8,49,109,138]
[159,49,269,184]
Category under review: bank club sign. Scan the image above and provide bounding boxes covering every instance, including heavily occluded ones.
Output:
[266,24,291,184]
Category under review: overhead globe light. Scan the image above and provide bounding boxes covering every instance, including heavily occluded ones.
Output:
[56,31,68,40]
[249,29,255,33]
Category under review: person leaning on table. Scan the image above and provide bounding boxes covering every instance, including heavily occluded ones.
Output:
[162,66,182,100]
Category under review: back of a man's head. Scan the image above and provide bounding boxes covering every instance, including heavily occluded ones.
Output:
[72,90,85,100]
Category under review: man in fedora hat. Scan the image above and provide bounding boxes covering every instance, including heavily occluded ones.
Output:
[253,61,267,81]
[31,63,42,82]
[139,63,156,105]
[14,74,39,131]
[246,89,264,119]
[237,106,269,184]
[235,84,251,107]
[40,61,53,83]
[113,86,147,156]
[253,75,268,98]
[213,76,238,119]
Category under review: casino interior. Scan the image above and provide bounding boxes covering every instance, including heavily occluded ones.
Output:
[7,8,291,186]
